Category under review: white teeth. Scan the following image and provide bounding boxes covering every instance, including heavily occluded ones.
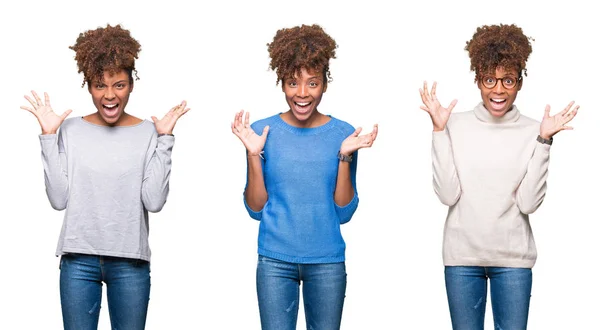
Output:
[104,104,117,109]
[296,102,310,106]
[491,99,505,103]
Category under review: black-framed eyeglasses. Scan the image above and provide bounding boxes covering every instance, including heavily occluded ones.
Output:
[480,75,522,89]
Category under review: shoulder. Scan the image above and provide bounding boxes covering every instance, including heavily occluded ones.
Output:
[61,117,79,129]
[517,113,541,126]
[250,114,280,132]
[329,116,355,136]
[447,110,474,127]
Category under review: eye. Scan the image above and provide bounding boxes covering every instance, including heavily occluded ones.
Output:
[504,77,515,85]
[116,83,125,89]
[95,84,105,89]
[288,81,297,87]
[309,81,318,87]
[484,77,495,84]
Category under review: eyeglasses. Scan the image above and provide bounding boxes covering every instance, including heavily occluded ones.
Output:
[480,75,522,89]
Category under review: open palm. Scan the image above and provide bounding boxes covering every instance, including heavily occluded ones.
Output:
[152,101,190,135]
[540,102,579,139]
[419,81,457,131]
[340,124,378,156]
[231,110,268,156]
[21,91,72,134]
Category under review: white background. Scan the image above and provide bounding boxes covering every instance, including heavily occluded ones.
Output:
[1,0,598,329]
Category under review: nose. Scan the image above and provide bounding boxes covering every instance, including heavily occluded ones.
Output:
[297,84,308,97]
[493,80,505,94]
[104,87,116,100]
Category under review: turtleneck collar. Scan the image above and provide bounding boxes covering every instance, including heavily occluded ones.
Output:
[473,102,520,124]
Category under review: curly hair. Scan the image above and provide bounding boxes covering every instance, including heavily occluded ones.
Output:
[465,24,533,82]
[69,24,141,87]
[267,24,337,85]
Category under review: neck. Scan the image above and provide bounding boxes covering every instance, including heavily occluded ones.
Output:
[474,102,520,124]
[280,110,327,128]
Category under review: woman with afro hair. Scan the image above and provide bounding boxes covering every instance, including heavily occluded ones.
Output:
[232,24,377,330]
[419,24,578,329]
[20,24,189,330]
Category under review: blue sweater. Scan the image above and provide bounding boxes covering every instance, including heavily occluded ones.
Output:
[244,114,359,264]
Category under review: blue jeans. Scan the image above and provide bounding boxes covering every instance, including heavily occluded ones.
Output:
[256,255,347,330]
[59,254,151,330]
[445,266,532,330]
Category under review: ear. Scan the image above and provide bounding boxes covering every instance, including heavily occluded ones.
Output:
[87,82,92,94]
[129,80,134,93]
[323,81,328,93]
[517,79,523,91]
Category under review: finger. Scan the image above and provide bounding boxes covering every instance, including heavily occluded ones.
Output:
[371,124,379,141]
[261,125,270,138]
[559,101,574,116]
[447,99,458,113]
[32,90,43,105]
[544,105,551,119]
[20,106,35,114]
[179,108,191,116]
[419,105,431,113]
[244,111,250,128]
[422,81,429,97]
[44,92,51,108]
[353,127,363,137]
[431,81,437,99]
[419,89,429,104]
[24,95,38,108]
[151,116,159,124]
[560,126,574,131]
[562,106,579,124]
[60,109,72,120]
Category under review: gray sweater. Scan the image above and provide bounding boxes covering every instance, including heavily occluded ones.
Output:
[39,117,174,261]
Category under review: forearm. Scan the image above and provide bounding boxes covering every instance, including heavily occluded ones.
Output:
[432,129,461,206]
[334,161,354,206]
[39,134,69,210]
[142,135,174,212]
[244,155,268,212]
[516,142,551,214]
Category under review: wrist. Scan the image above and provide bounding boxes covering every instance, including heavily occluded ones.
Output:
[248,151,265,160]
[337,150,353,163]
[158,133,174,137]
[536,135,553,145]
[41,130,57,135]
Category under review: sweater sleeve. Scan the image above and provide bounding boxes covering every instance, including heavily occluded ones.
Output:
[335,151,359,224]
[432,129,462,206]
[141,134,174,213]
[515,142,551,214]
[39,132,69,210]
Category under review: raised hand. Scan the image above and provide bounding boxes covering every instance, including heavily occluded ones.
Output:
[419,81,457,131]
[21,91,72,135]
[231,110,269,157]
[539,102,579,139]
[152,101,190,135]
[340,124,378,156]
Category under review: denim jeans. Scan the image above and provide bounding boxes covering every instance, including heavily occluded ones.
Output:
[445,266,532,330]
[256,255,347,330]
[59,253,151,330]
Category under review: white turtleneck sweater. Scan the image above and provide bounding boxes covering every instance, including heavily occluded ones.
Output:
[432,102,550,268]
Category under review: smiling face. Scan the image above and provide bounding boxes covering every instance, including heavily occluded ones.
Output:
[477,67,522,117]
[281,67,327,127]
[88,70,134,126]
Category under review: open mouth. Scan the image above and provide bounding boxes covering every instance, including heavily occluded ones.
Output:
[102,103,119,117]
[294,101,312,114]
[490,98,506,111]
